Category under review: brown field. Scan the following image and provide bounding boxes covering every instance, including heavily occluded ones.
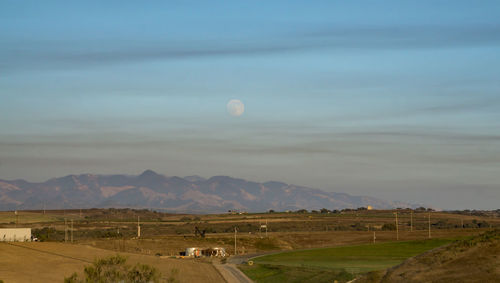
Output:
[0,208,498,282]
[1,209,498,255]
[0,242,224,283]
[85,229,486,257]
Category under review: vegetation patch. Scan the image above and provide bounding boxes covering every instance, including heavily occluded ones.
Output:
[239,264,354,283]
[252,239,452,272]
[240,238,453,282]
[64,254,162,283]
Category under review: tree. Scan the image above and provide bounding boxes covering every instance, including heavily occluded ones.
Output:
[64,255,162,283]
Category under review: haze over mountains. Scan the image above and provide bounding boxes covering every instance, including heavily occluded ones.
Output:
[0,170,415,213]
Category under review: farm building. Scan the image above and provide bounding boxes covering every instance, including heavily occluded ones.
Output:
[0,228,32,242]
[185,247,202,257]
[183,247,227,258]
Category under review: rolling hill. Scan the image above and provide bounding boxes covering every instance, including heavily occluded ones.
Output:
[0,170,414,212]
[359,229,500,282]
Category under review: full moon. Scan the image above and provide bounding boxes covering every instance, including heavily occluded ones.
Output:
[227,99,245,117]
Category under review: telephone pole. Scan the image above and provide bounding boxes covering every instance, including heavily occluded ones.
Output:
[64,218,68,243]
[234,227,237,255]
[71,219,74,243]
[373,231,376,244]
[410,210,413,232]
[265,219,268,237]
[428,212,431,239]
[137,216,141,238]
[395,211,399,241]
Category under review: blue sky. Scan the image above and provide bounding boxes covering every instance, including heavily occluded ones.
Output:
[1,1,499,209]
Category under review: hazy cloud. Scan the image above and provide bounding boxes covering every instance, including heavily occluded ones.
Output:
[2,24,500,72]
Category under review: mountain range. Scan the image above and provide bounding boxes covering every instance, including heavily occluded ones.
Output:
[0,170,415,213]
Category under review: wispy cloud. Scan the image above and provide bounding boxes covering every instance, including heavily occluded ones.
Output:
[2,24,500,72]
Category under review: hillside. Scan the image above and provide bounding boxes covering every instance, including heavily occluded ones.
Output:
[0,170,413,212]
[359,229,500,283]
[0,242,223,283]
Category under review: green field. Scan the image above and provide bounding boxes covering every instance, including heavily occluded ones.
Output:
[239,264,355,283]
[241,238,453,282]
[0,212,64,224]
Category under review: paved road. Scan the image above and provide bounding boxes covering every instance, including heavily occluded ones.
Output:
[214,252,282,283]
[213,262,253,283]
[227,251,278,264]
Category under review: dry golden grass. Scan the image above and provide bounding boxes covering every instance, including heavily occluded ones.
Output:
[0,242,224,283]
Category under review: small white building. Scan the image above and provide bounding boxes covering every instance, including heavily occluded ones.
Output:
[185,247,201,257]
[0,228,32,242]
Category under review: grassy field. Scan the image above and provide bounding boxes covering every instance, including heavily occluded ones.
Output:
[357,229,500,283]
[239,264,355,283]
[1,208,493,256]
[0,242,224,283]
[240,238,455,282]
[0,211,63,224]
[0,209,497,282]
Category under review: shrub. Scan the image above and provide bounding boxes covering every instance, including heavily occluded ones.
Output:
[64,255,162,283]
[167,269,180,283]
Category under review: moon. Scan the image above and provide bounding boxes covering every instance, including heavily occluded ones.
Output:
[227,99,245,117]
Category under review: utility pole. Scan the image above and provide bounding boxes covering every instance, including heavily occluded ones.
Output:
[43,203,46,215]
[410,210,413,232]
[461,218,464,229]
[137,216,141,238]
[373,231,376,244]
[80,209,82,218]
[395,211,399,241]
[259,221,262,238]
[234,227,237,255]
[64,218,68,243]
[428,212,431,239]
[71,219,74,243]
[15,210,18,227]
[265,219,268,237]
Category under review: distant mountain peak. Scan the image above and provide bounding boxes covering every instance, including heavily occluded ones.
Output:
[139,169,161,178]
[0,171,418,212]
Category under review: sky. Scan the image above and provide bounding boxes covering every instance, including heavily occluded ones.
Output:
[1,1,499,209]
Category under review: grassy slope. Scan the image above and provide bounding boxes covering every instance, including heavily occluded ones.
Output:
[0,211,63,224]
[253,239,452,272]
[239,264,355,283]
[240,239,453,283]
[359,229,500,283]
